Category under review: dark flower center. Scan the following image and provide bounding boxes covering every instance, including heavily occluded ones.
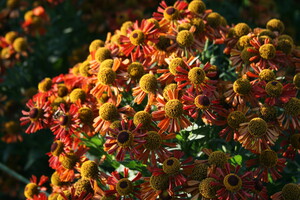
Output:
[119,180,128,188]
[254,180,264,191]
[167,159,174,166]
[29,108,39,119]
[271,81,277,85]
[117,131,130,144]
[59,115,69,126]
[132,33,138,38]
[166,7,176,15]
[51,142,58,152]
[199,95,210,106]
[227,175,239,186]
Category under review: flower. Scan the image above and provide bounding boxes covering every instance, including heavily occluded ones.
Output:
[105,168,143,199]
[119,19,159,57]
[209,163,254,200]
[152,88,191,133]
[104,119,146,161]
[271,183,300,200]
[24,175,48,200]
[20,95,51,134]
[278,97,300,130]
[246,149,286,183]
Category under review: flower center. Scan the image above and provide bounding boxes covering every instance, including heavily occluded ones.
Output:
[74,178,94,196]
[155,36,171,51]
[260,104,277,121]
[60,153,78,169]
[188,0,206,14]
[259,69,276,82]
[223,174,242,192]
[98,68,116,85]
[233,78,251,95]
[259,44,276,60]
[139,74,158,93]
[259,149,278,168]
[290,134,300,150]
[168,58,185,75]
[194,95,210,109]
[116,178,133,196]
[81,160,98,179]
[165,99,183,118]
[24,183,39,199]
[199,178,218,199]
[227,111,246,129]
[130,30,145,46]
[248,117,267,137]
[59,115,69,126]
[163,6,179,20]
[117,131,133,147]
[176,30,194,48]
[144,131,162,150]
[99,103,118,121]
[293,73,300,89]
[127,62,144,80]
[95,47,111,63]
[163,83,180,100]
[241,47,256,64]
[133,111,151,128]
[79,107,94,124]
[188,67,206,85]
[51,140,64,156]
[163,157,181,174]
[281,183,300,200]
[29,108,41,120]
[100,59,114,69]
[208,151,227,168]
[190,163,208,181]
[150,174,169,191]
[265,81,283,97]
[284,97,300,116]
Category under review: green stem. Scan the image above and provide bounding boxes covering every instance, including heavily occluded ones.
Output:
[0,162,29,184]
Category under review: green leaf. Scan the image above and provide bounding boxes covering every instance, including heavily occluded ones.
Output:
[231,155,242,165]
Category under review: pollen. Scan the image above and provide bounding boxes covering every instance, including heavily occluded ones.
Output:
[194,95,210,109]
[74,178,94,196]
[208,151,227,168]
[258,29,276,39]
[98,68,116,85]
[163,6,179,21]
[165,99,183,118]
[260,104,277,121]
[51,172,63,186]
[51,140,64,156]
[95,47,111,63]
[147,18,160,29]
[59,153,78,169]
[233,78,251,95]
[150,174,169,191]
[155,35,171,51]
[52,97,66,111]
[57,84,68,97]
[79,107,94,124]
[110,120,121,129]
[248,117,267,137]
[234,23,251,38]
[189,163,208,181]
[139,74,158,93]
[191,18,205,34]
[265,81,283,97]
[89,39,105,52]
[284,97,300,116]
[241,47,256,64]
[281,183,300,200]
[70,88,86,103]
[81,160,98,179]
[117,130,133,147]
[24,183,39,199]
[144,131,162,150]
[266,19,285,34]
[38,77,52,92]
[79,61,91,77]
[13,37,28,52]
[259,69,276,82]
[163,157,181,174]
[227,111,246,129]
[100,59,114,69]
[176,30,194,48]
[290,134,300,150]
[259,149,278,168]
[130,30,145,46]
[133,111,151,128]
[236,35,250,50]
[163,83,179,100]
[128,62,144,80]
[5,31,18,44]
[206,12,221,28]
[120,21,133,35]
[99,103,118,121]
[168,58,186,75]
[116,178,133,195]
[277,39,293,55]
[178,23,192,32]
[223,173,242,192]
[188,67,206,85]
[259,44,276,60]
[188,0,206,15]
[199,178,218,199]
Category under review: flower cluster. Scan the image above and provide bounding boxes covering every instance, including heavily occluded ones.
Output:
[19,0,299,199]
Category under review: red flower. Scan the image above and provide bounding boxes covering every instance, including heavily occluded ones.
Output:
[24,175,48,200]
[153,1,188,24]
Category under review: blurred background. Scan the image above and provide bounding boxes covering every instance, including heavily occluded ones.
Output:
[0,0,299,199]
